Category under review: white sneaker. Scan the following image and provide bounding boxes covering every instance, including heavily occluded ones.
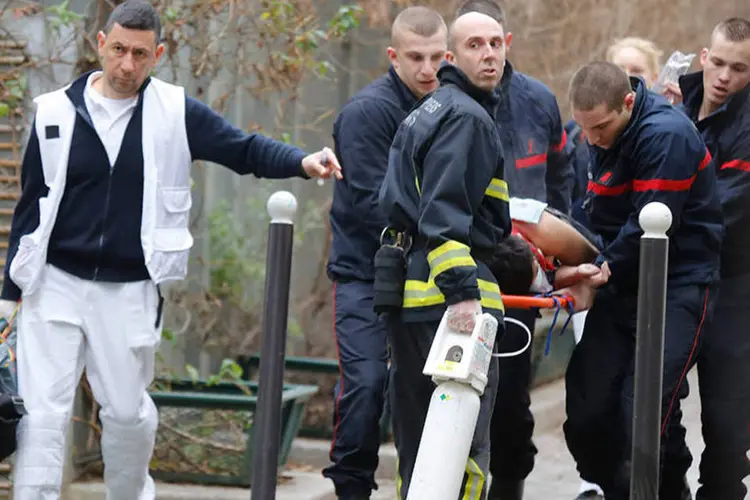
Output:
[575,479,604,499]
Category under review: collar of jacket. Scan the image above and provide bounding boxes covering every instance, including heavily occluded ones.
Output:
[437,63,500,116]
[492,60,514,102]
[679,70,750,123]
[64,69,152,114]
[387,65,419,111]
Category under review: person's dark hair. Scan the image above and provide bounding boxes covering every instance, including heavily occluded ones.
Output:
[455,0,506,28]
[391,6,447,45]
[569,61,632,112]
[486,235,535,295]
[104,0,162,41]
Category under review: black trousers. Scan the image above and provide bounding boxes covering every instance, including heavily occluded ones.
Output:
[564,283,716,500]
[488,307,538,482]
[322,280,389,497]
[695,274,750,500]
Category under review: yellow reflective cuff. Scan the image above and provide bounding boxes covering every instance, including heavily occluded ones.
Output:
[478,280,504,311]
[427,241,476,279]
[485,178,510,202]
[403,279,504,312]
[404,279,445,308]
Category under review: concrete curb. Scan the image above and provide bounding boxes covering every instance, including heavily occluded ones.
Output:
[288,376,567,481]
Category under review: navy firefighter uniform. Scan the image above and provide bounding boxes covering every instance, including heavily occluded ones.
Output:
[679,72,750,500]
[323,66,419,499]
[563,78,724,500]
[487,61,575,496]
[378,63,512,500]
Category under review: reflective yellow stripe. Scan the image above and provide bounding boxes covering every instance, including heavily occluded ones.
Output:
[462,458,485,500]
[485,178,510,202]
[478,279,504,311]
[403,279,505,312]
[427,241,476,279]
[396,458,402,499]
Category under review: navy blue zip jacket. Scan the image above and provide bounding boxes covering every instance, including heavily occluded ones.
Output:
[327,66,417,282]
[565,119,592,227]
[2,71,308,301]
[379,64,511,322]
[584,77,723,293]
[679,72,750,278]
[494,62,573,213]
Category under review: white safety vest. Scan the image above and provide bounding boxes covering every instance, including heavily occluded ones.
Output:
[9,77,194,296]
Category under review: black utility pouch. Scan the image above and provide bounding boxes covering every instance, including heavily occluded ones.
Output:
[373,229,412,315]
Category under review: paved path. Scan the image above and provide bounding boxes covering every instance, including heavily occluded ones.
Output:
[70,370,717,499]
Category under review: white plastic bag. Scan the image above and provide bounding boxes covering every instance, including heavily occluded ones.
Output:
[651,51,696,94]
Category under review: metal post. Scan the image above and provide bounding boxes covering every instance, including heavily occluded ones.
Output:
[250,190,297,500]
[630,201,672,500]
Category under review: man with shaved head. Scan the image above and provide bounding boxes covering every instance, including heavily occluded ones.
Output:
[378,10,512,500]
[452,2,574,498]
[325,6,446,499]
[674,17,750,499]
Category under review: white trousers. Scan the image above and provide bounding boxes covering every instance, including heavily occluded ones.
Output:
[13,264,161,500]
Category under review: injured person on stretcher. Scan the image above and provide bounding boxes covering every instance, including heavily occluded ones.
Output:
[487,198,609,311]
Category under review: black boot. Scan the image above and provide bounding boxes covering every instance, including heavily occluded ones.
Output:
[574,491,604,500]
[487,479,524,500]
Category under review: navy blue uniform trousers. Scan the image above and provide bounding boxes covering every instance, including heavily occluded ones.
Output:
[322,280,389,497]
[488,308,538,482]
[564,282,715,500]
[695,273,750,500]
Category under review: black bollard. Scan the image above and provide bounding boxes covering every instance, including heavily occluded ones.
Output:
[630,201,672,500]
[251,191,298,500]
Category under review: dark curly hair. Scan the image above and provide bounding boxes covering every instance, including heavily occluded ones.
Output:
[486,235,536,295]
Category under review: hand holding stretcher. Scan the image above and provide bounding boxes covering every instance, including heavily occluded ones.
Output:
[492,198,609,312]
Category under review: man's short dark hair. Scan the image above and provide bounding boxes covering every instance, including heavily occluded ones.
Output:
[104,0,161,41]
[569,61,632,112]
[455,0,506,27]
[713,17,750,43]
[392,6,446,44]
[487,235,535,295]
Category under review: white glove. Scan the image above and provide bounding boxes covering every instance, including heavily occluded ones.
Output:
[0,299,18,320]
[445,299,481,333]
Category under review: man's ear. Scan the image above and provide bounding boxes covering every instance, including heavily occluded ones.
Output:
[505,32,513,52]
[155,43,165,63]
[445,51,455,64]
[699,47,709,68]
[386,47,398,66]
[97,31,107,50]
[624,91,636,111]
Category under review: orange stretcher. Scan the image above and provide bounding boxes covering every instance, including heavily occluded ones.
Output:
[501,294,574,310]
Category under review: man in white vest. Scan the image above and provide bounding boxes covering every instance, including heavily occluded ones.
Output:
[0,1,341,498]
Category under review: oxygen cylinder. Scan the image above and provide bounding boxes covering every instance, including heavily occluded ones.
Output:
[406,310,499,500]
[406,381,481,499]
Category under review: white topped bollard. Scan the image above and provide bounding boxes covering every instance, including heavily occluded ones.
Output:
[267,190,298,225]
[631,201,672,500]
[251,191,298,500]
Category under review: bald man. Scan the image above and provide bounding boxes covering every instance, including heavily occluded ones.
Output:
[324,7,447,499]
[378,11,512,499]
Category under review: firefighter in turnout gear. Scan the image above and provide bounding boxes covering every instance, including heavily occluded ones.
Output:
[378,11,512,500]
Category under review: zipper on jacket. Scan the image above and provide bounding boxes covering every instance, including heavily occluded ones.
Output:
[75,105,114,282]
